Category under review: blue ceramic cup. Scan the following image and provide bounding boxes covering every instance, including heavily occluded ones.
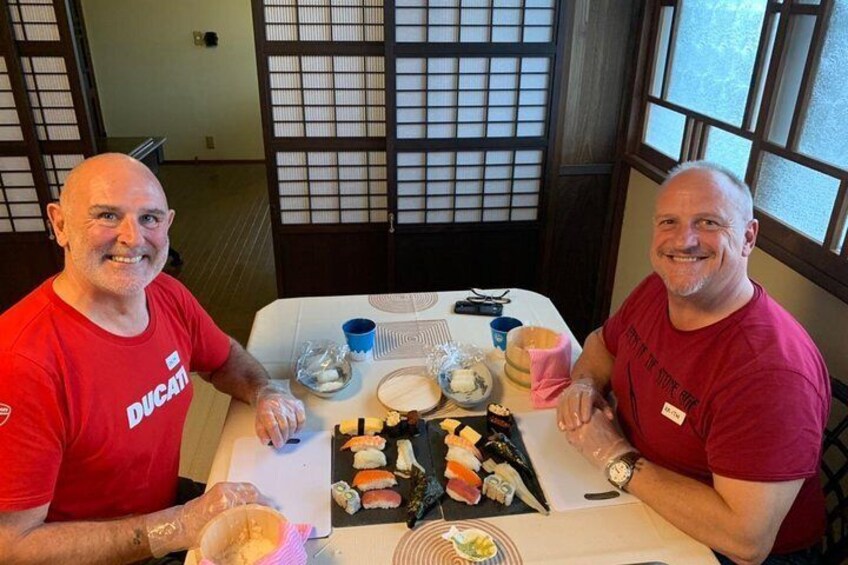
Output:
[342,318,377,361]
[490,316,522,350]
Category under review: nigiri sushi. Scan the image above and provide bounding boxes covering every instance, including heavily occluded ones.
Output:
[444,434,483,460]
[482,474,515,506]
[331,481,361,515]
[444,460,481,488]
[362,489,402,509]
[446,446,481,472]
[446,478,481,505]
[340,417,384,436]
[353,469,397,491]
[396,439,425,476]
[353,448,387,470]
[439,418,483,446]
[341,435,386,452]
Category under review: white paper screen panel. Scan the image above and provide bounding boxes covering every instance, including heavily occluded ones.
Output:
[277,151,387,224]
[20,57,80,142]
[269,56,386,137]
[396,56,549,139]
[396,149,542,224]
[0,57,24,142]
[264,0,384,41]
[43,154,84,200]
[396,0,555,43]
[8,0,61,42]
[0,156,44,233]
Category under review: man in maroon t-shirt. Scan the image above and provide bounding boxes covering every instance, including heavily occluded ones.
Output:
[0,154,307,562]
[556,161,829,564]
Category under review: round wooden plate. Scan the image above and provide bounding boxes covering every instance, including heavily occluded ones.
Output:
[376,366,442,414]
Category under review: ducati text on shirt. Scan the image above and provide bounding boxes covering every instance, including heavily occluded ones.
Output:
[126,366,189,429]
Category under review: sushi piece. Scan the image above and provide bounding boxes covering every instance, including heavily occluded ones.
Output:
[385,411,407,438]
[486,403,513,434]
[450,369,477,393]
[396,439,425,476]
[444,460,482,488]
[339,417,384,436]
[446,478,481,506]
[444,434,483,461]
[439,418,483,446]
[406,469,444,528]
[353,448,387,470]
[406,410,421,436]
[482,474,515,506]
[446,446,481,472]
[361,489,402,509]
[483,432,543,500]
[340,435,386,452]
[331,481,361,515]
[482,459,548,515]
[352,469,397,491]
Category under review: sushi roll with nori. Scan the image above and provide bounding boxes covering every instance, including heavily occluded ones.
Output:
[406,469,444,528]
[486,403,513,434]
[385,410,407,438]
[482,474,515,506]
[331,481,361,515]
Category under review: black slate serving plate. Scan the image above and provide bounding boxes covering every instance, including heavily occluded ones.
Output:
[330,419,442,527]
[427,415,549,521]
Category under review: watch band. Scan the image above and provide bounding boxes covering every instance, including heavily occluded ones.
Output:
[607,451,642,492]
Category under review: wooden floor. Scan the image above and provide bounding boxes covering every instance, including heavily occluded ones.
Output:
[158,162,276,481]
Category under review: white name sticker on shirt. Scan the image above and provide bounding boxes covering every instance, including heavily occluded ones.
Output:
[165,350,180,371]
[661,402,686,426]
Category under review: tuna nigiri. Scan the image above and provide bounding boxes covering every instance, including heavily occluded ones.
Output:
[341,435,387,452]
[352,469,397,491]
[444,460,481,488]
[362,489,402,509]
[444,434,483,460]
[446,478,481,505]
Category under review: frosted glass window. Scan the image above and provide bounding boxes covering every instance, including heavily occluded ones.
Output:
[396,56,550,139]
[396,149,543,224]
[8,0,60,42]
[666,0,767,126]
[643,103,685,159]
[265,0,384,41]
[20,57,80,142]
[755,152,839,243]
[798,0,848,169]
[276,151,387,224]
[703,127,752,182]
[768,15,815,146]
[268,56,385,138]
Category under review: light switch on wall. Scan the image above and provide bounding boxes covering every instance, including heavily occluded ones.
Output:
[193,31,203,46]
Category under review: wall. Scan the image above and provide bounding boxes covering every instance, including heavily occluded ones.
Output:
[612,169,848,379]
[80,0,264,161]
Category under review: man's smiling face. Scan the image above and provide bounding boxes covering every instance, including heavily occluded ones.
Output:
[51,154,175,298]
[650,168,757,302]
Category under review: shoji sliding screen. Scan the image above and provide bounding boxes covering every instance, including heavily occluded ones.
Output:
[252,0,566,296]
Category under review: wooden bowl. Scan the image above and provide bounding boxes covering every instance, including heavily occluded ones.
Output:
[505,326,561,372]
[503,360,531,389]
[199,504,287,563]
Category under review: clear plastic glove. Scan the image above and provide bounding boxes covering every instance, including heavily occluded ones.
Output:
[556,376,614,432]
[563,409,633,470]
[253,379,306,448]
[145,482,269,557]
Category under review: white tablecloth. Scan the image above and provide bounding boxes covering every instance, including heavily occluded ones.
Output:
[186,289,717,564]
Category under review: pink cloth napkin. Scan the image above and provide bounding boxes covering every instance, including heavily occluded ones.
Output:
[199,522,313,565]
[528,332,572,409]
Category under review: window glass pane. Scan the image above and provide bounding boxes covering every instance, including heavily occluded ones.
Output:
[644,103,685,159]
[768,15,815,146]
[666,0,767,126]
[798,0,848,169]
[755,152,839,243]
[704,127,752,181]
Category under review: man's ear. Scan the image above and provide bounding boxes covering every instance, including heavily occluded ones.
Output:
[742,218,759,257]
[46,202,68,247]
[166,209,175,229]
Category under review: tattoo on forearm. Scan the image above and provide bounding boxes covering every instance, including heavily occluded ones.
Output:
[133,528,144,546]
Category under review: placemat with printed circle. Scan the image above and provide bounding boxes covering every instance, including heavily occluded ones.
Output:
[368,292,438,314]
[392,518,523,564]
[375,319,452,360]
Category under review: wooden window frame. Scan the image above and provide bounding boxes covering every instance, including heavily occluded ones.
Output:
[623,0,848,304]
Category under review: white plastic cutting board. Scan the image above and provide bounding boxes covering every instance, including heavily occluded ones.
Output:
[516,410,638,512]
[227,431,332,538]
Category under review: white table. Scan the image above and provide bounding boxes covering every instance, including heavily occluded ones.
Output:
[187,289,717,564]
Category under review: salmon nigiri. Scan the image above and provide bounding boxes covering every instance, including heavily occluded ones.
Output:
[352,469,397,491]
[444,460,481,488]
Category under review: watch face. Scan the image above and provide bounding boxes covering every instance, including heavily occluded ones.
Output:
[609,460,632,485]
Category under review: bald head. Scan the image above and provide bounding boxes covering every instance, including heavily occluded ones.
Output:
[60,153,167,210]
[660,161,754,223]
